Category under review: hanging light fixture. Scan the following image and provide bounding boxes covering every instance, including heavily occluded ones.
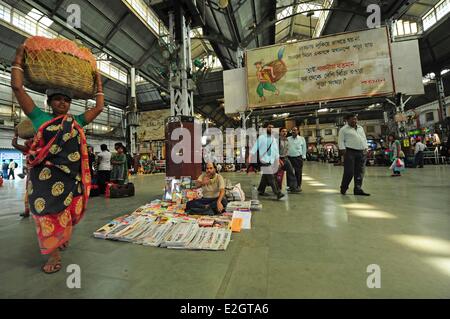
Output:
[218,0,229,9]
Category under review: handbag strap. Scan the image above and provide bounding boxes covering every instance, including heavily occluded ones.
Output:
[260,136,274,161]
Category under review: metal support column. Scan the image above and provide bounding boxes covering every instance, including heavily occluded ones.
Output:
[236,47,244,68]
[315,115,321,148]
[126,67,139,155]
[169,10,194,117]
[107,105,110,132]
[435,73,447,122]
[387,94,411,138]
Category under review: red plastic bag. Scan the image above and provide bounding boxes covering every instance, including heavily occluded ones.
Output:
[105,182,115,198]
[276,169,284,189]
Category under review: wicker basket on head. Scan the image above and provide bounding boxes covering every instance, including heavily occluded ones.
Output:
[16,118,35,139]
[23,36,97,100]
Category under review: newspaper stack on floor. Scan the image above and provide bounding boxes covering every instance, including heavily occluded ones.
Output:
[94,200,232,251]
[250,200,262,211]
[225,201,252,213]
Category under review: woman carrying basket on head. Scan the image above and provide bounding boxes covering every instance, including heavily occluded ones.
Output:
[11,44,104,274]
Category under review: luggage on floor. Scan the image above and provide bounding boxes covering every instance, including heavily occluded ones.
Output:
[90,184,100,197]
[405,156,416,168]
[109,182,135,198]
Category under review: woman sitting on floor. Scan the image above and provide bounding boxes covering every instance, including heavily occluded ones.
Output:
[186,162,227,215]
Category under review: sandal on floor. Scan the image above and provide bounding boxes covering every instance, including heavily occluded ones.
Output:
[59,241,69,251]
[41,259,62,274]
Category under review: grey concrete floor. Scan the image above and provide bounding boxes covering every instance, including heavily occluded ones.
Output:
[0,162,449,298]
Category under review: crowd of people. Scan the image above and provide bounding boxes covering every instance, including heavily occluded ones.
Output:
[5,40,450,276]
[1,159,18,180]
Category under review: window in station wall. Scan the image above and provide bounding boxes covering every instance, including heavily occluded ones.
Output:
[425,112,434,122]
[366,126,375,133]
[324,129,333,135]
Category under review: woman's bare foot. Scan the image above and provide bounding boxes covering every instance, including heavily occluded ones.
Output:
[42,250,61,274]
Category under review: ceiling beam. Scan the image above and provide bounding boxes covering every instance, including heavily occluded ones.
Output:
[206,1,236,68]
[426,38,438,64]
[277,33,310,43]
[50,0,65,17]
[192,32,237,50]
[101,12,130,49]
[224,2,242,47]
[288,0,299,39]
[241,7,369,47]
[384,0,415,21]
[414,1,434,8]
[250,0,259,47]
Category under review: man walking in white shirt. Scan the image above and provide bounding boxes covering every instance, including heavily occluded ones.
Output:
[97,144,112,195]
[8,159,16,180]
[287,126,307,192]
[414,137,426,168]
[338,113,370,196]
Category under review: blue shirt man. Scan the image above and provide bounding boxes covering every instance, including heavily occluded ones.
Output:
[250,124,284,200]
[251,129,279,165]
[287,133,307,159]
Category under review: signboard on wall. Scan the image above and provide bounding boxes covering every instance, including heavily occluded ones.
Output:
[391,39,425,96]
[224,68,248,114]
[137,109,171,141]
[246,27,395,109]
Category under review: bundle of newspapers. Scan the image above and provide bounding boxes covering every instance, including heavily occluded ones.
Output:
[93,200,232,251]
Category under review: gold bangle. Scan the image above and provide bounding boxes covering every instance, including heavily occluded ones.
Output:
[11,66,24,72]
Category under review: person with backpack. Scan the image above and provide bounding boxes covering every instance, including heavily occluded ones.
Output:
[8,159,16,180]
[249,122,284,200]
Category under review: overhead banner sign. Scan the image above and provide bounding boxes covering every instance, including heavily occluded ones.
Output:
[137,109,171,141]
[246,27,395,109]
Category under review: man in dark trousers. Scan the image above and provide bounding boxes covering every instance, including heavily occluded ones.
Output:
[250,123,284,200]
[8,159,16,180]
[338,113,370,196]
[97,144,111,194]
[2,160,8,178]
[279,127,300,193]
[287,126,307,192]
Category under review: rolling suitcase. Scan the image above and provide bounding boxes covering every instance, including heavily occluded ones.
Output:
[109,183,135,198]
